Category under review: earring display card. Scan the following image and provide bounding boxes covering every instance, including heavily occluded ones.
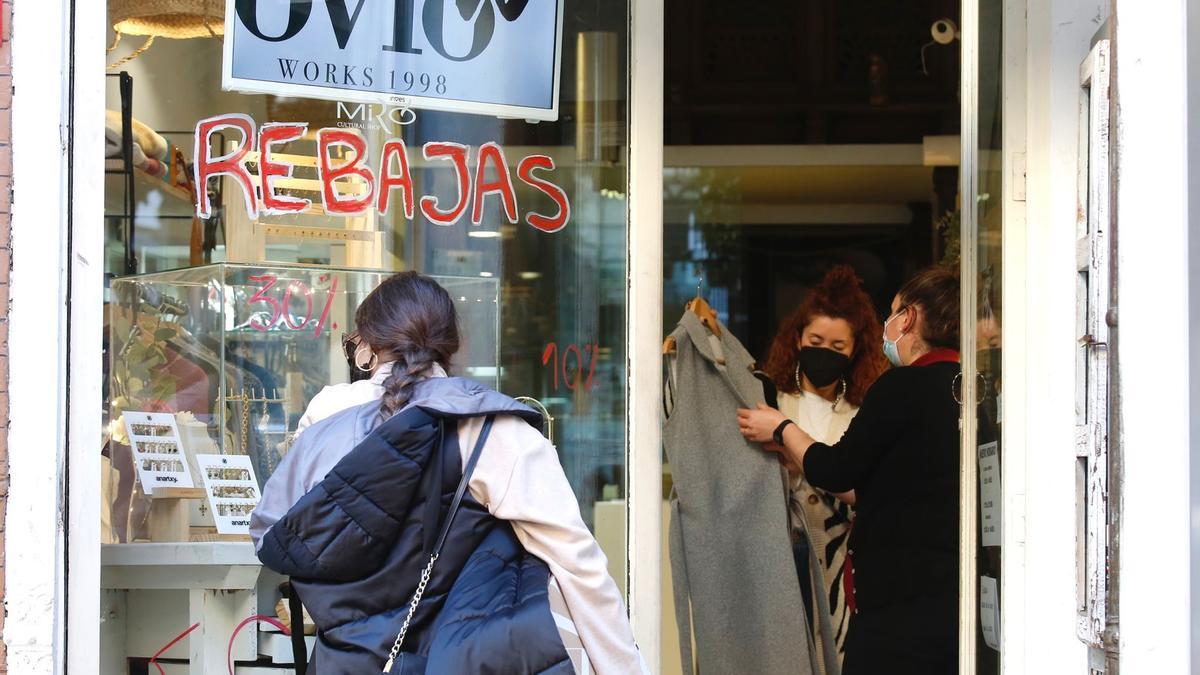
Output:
[196,454,261,535]
[123,411,196,492]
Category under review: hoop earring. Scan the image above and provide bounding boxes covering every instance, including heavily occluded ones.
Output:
[833,377,848,411]
[354,344,379,373]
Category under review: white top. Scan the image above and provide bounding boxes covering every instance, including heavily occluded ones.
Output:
[778,389,856,445]
[288,365,649,675]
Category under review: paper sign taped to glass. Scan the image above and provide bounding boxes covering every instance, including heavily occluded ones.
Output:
[223,0,565,120]
[978,441,1001,547]
[980,575,1000,651]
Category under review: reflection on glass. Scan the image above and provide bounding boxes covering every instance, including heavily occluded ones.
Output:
[974,0,1003,670]
[102,1,630,581]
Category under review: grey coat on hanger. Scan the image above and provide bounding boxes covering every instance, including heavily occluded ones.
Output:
[664,310,830,675]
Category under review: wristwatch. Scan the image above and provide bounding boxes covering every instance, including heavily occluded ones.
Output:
[772,419,796,445]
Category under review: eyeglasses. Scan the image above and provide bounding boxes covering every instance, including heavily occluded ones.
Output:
[342,331,361,361]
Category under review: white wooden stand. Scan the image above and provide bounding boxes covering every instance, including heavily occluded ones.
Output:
[101,543,262,674]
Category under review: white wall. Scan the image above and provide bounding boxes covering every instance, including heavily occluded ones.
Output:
[4,0,72,670]
[1114,0,1193,671]
[1190,0,1200,669]
[1010,0,1106,672]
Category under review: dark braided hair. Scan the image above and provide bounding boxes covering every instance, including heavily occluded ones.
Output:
[355,272,460,418]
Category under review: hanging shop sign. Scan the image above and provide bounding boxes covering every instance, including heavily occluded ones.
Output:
[223,0,564,121]
[193,113,571,233]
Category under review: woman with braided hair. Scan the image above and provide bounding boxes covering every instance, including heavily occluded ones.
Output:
[252,272,647,674]
[290,270,461,436]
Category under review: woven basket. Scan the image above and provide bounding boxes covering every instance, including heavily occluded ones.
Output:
[110,0,224,38]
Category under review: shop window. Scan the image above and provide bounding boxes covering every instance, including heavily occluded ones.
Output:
[100,1,629,670]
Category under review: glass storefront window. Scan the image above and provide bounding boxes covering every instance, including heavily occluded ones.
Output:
[100,1,629,668]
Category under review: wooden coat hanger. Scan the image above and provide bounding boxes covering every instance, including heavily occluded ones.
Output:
[663,279,722,355]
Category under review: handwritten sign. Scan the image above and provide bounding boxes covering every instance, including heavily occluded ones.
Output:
[196,454,261,535]
[124,412,196,492]
[245,273,339,337]
[542,343,599,392]
[194,115,570,233]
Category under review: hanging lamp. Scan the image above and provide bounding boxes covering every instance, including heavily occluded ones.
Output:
[107,0,224,70]
[109,0,225,39]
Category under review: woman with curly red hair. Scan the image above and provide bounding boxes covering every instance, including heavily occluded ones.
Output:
[760,264,888,672]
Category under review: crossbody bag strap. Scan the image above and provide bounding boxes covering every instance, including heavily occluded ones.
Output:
[383,414,497,673]
[432,415,495,554]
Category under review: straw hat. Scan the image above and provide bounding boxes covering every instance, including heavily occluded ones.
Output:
[109,0,225,39]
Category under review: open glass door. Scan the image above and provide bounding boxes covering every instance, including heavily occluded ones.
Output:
[961,0,1005,670]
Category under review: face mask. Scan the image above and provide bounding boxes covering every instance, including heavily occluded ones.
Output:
[798,346,851,388]
[882,308,908,367]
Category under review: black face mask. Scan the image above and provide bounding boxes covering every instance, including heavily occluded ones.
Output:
[798,346,851,388]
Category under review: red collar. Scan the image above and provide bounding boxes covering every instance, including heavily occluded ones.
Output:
[912,348,960,367]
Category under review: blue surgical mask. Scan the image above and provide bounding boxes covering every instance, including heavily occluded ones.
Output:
[882,308,908,367]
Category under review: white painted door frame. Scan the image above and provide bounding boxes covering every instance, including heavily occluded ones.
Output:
[5,0,105,672]
[998,0,1029,672]
[1011,0,1109,672]
[1113,0,1193,671]
[66,0,107,671]
[627,0,665,670]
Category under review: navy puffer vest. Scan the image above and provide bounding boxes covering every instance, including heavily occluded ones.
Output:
[258,390,572,674]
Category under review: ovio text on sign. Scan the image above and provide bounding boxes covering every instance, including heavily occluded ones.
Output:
[224,0,564,120]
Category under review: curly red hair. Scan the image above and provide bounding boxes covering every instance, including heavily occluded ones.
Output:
[763,265,888,407]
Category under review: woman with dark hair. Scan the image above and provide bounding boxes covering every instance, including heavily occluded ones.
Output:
[760,265,888,672]
[251,272,646,674]
[738,265,962,675]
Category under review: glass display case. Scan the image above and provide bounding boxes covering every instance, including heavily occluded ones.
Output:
[105,262,498,543]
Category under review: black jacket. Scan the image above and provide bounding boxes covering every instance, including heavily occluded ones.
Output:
[257,385,573,674]
[803,360,961,611]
